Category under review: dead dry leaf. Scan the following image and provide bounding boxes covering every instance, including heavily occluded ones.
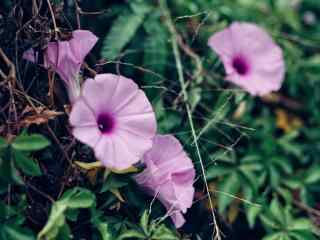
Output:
[20,106,63,127]
[275,108,303,133]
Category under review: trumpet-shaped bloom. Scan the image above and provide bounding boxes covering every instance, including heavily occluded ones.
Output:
[208,22,285,96]
[69,74,157,170]
[135,135,195,228]
[23,30,98,103]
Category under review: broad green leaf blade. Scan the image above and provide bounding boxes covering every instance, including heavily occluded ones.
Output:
[14,151,42,176]
[38,187,95,240]
[0,148,23,185]
[270,198,285,225]
[12,134,50,151]
[246,204,263,228]
[96,222,113,240]
[38,203,66,240]
[64,188,95,209]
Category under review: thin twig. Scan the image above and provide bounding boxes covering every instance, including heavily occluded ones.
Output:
[293,200,320,218]
[26,182,55,203]
[0,48,18,134]
[176,32,203,83]
[261,93,303,111]
[83,62,97,77]
[46,124,72,165]
[194,93,234,143]
[46,0,59,39]
[73,0,81,29]
[0,69,6,79]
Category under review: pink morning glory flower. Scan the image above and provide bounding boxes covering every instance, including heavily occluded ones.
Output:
[69,73,157,170]
[23,30,98,103]
[208,22,285,96]
[134,135,195,228]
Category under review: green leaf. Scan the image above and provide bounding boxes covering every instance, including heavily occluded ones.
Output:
[101,6,150,60]
[211,92,232,123]
[12,134,50,151]
[14,151,42,176]
[0,148,23,185]
[270,198,285,225]
[96,222,113,240]
[246,204,263,228]
[2,225,35,240]
[38,203,66,240]
[117,230,146,239]
[130,0,152,14]
[289,218,312,231]
[277,187,293,204]
[143,12,169,87]
[140,210,150,236]
[218,173,241,213]
[0,137,8,149]
[38,187,95,240]
[239,170,259,194]
[101,174,129,193]
[55,224,71,240]
[189,87,202,111]
[65,209,79,222]
[262,232,285,240]
[283,178,302,189]
[304,165,320,184]
[269,165,280,188]
[206,164,233,180]
[151,224,179,240]
[62,188,95,209]
[289,230,317,240]
[278,132,302,157]
[260,214,278,230]
[272,157,292,174]
[90,208,114,240]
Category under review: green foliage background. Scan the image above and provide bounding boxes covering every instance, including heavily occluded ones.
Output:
[0,0,320,239]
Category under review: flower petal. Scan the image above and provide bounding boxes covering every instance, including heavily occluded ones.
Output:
[81,74,120,115]
[70,30,98,62]
[72,126,101,149]
[116,90,154,117]
[73,73,156,170]
[95,135,140,170]
[116,128,154,160]
[69,98,97,127]
[208,22,285,96]
[208,26,234,58]
[169,212,186,229]
[134,134,195,228]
